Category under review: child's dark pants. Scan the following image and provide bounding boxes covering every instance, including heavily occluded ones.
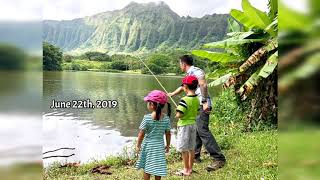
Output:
[195,106,226,161]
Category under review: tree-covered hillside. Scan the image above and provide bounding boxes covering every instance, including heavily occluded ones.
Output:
[43,2,229,53]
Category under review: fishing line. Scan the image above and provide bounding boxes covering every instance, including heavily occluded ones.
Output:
[137,56,178,107]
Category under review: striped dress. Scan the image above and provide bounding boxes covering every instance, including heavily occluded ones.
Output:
[135,114,171,176]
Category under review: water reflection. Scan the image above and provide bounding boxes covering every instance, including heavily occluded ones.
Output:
[43,72,182,136]
[43,71,219,164]
[0,71,42,166]
[43,115,135,166]
[43,71,182,164]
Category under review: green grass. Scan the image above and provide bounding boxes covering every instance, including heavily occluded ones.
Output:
[44,130,277,180]
[0,163,42,180]
[123,70,142,74]
[279,130,320,179]
[62,59,106,71]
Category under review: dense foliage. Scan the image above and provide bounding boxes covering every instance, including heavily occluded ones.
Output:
[43,42,63,71]
[60,49,215,75]
[0,44,25,70]
[278,0,320,126]
[83,51,111,61]
[193,0,278,130]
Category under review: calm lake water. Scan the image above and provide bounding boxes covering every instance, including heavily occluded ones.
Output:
[43,71,219,165]
[0,71,42,166]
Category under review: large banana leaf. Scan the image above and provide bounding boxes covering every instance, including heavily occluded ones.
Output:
[310,0,320,18]
[237,52,278,100]
[279,53,320,91]
[204,31,269,49]
[207,67,238,79]
[228,17,241,32]
[237,69,261,100]
[203,38,265,49]
[279,2,311,31]
[268,0,278,20]
[227,31,255,38]
[303,39,320,53]
[192,50,243,64]
[242,0,272,30]
[230,9,257,29]
[208,73,232,87]
[258,51,278,78]
[264,19,278,36]
[237,53,278,100]
[230,0,274,35]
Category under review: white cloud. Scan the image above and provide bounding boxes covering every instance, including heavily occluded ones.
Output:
[42,0,269,20]
[214,0,269,14]
[282,0,309,13]
[43,0,128,20]
[0,0,42,21]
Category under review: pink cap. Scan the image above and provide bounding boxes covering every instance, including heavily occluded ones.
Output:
[144,90,168,105]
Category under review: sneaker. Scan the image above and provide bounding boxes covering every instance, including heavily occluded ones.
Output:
[206,160,226,171]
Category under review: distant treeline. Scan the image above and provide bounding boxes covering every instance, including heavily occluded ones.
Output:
[43,42,219,75]
[0,43,40,70]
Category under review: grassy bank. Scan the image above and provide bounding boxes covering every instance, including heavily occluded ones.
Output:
[279,130,320,179]
[44,129,277,180]
[0,163,42,180]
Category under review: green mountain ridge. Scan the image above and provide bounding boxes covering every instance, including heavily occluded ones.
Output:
[43,1,229,54]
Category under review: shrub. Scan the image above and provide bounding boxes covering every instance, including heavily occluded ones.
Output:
[43,42,63,71]
[110,61,127,70]
[99,62,111,71]
[0,44,25,70]
[62,63,72,70]
[141,63,164,74]
[71,62,81,71]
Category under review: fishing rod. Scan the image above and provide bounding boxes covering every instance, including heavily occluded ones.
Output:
[137,56,178,107]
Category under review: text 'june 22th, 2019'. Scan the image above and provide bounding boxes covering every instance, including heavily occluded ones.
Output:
[49,99,118,109]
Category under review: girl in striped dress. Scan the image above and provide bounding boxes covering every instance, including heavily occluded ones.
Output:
[136,90,171,180]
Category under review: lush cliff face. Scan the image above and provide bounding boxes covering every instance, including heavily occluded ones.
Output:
[43,2,229,53]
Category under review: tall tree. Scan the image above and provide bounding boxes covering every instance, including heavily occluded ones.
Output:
[43,42,63,71]
[0,44,25,70]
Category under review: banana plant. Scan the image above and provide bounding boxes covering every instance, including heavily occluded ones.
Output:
[278,0,320,125]
[278,0,320,93]
[192,0,278,100]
